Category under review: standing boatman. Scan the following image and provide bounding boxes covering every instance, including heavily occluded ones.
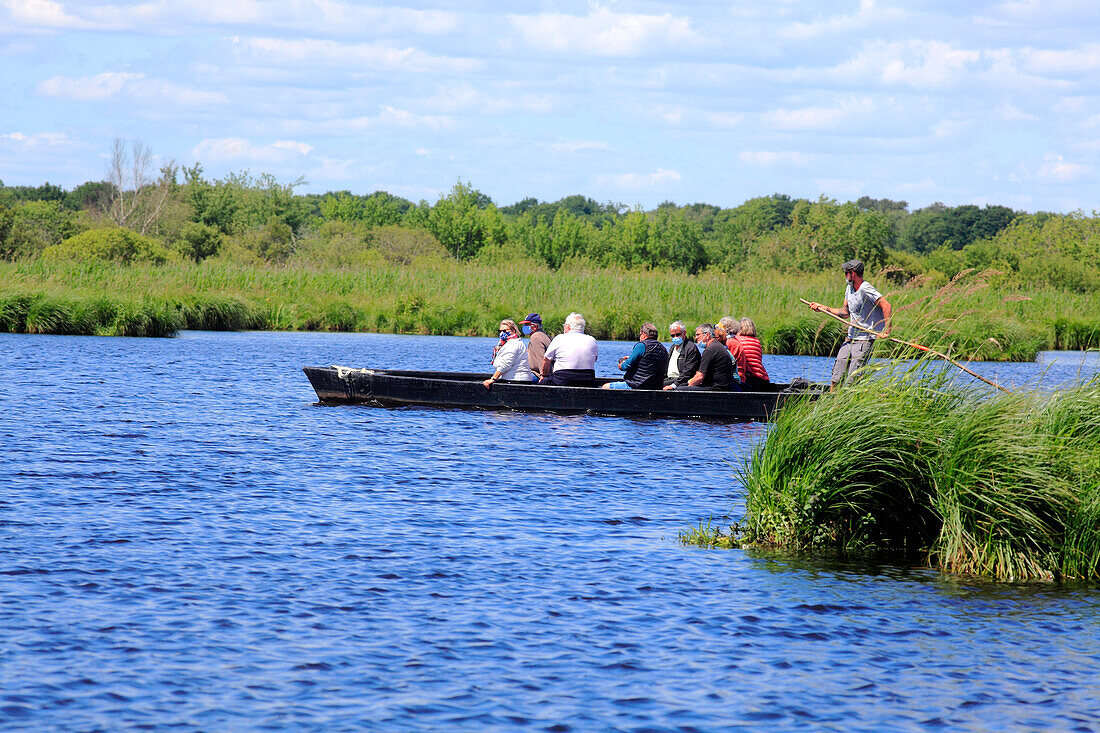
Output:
[808,259,892,390]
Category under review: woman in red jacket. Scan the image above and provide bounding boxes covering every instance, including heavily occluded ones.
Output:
[733,318,771,391]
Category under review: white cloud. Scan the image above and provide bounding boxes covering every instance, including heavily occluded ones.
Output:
[36,72,227,106]
[998,103,1038,122]
[191,137,314,164]
[36,72,139,101]
[509,7,697,57]
[3,0,88,29]
[1,130,72,147]
[272,140,313,155]
[739,151,810,166]
[831,40,981,88]
[1020,44,1100,75]
[1035,153,1091,183]
[239,37,479,75]
[780,0,907,40]
[549,139,609,154]
[597,168,682,189]
[765,97,874,131]
[1,0,460,35]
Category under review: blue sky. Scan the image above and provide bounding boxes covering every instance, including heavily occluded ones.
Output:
[2,0,1099,212]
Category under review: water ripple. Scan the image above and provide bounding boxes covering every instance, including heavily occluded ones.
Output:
[2,332,1099,730]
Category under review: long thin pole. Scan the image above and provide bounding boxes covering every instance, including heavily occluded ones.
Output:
[798,298,1011,393]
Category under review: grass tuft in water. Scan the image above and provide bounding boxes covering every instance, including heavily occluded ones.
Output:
[692,362,1100,581]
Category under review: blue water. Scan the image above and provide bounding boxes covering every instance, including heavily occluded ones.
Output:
[2,331,1099,731]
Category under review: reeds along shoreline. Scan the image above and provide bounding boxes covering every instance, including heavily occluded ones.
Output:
[683,361,1100,582]
[1,260,1098,360]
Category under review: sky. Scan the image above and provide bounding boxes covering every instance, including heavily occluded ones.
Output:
[2,0,1100,213]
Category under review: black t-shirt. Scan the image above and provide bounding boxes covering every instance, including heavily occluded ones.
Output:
[697,340,733,389]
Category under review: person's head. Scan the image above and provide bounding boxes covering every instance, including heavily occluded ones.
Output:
[669,320,687,340]
[716,316,736,340]
[640,322,659,341]
[520,313,542,334]
[499,318,519,336]
[695,323,716,344]
[842,259,865,286]
[564,312,586,333]
[738,317,757,337]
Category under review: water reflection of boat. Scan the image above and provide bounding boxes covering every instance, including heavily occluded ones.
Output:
[303,367,823,421]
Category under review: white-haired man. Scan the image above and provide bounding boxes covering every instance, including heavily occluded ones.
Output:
[541,312,599,387]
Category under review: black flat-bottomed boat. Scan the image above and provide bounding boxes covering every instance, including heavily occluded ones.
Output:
[303,367,822,421]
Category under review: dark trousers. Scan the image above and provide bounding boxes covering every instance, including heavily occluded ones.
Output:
[543,368,596,387]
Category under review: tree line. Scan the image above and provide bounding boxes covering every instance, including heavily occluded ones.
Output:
[2,141,1098,294]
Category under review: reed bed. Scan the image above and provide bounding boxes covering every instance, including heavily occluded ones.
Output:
[684,363,1100,581]
[2,260,1098,359]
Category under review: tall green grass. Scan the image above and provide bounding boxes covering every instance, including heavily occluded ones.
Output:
[688,363,1100,581]
[2,259,1098,359]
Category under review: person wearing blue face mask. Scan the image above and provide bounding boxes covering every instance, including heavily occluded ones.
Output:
[484,319,534,389]
[662,320,700,388]
[520,313,550,382]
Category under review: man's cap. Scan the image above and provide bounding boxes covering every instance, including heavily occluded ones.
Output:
[520,313,542,325]
[841,259,864,275]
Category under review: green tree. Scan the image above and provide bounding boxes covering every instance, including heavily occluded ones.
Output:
[426,181,504,259]
[175,222,223,262]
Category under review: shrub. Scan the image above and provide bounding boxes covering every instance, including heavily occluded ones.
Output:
[43,227,172,265]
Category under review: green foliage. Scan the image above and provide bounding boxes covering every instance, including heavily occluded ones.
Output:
[64,181,115,212]
[0,200,85,259]
[0,291,179,336]
[900,203,1017,252]
[109,299,181,337]
[43,227,171,265]
[426,180,506,259]
[318,190,413,227]
[734,367,1100,580]
[176,295,257,330]
[764,318,846,357]
[0,181,65,207]
[24,296,98,335]
[175,222,223,262]
[0,292,36,332]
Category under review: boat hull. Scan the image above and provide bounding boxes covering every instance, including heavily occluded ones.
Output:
[303,367,820,421]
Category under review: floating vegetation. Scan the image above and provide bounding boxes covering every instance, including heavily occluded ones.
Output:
[685,362,1100,582]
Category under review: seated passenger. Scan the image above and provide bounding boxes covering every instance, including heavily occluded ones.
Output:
[602,322,669,390]
[663,320,700,387]
[664,323,737,391]
[484,318,534,388]
[717,315,742,364]
[541,312,599,387]
[520,313,551,381]
[734,317,771,391]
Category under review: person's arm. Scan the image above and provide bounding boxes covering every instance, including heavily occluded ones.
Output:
[541,356,553,377]
[485,343,516,388]
[686,345,712,387]
[876,296,892,337]
[810,301,849,318]
[483,370,503,389]
[677,342,701,385]
[618,342,645,372]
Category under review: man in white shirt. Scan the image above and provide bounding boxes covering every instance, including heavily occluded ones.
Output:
[809,259,892,390]
[541,312,599,387]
